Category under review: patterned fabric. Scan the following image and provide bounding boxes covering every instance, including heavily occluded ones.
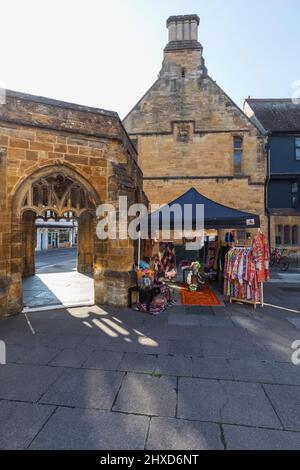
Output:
[252,232,270,282]
[138,283,173,315]
[161,247,176,278]
[159,284,173,303]
[224,247,261,302]
[205,241,216,270]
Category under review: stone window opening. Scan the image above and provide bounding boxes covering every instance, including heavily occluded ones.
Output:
[233,136,243,175]
[275,224,282,246]
[292,225,299,245]
[181,67,186,78]
[284,225,291,245]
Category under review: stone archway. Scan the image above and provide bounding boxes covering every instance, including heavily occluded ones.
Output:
[0,90,146,319]
[9,164,101,313]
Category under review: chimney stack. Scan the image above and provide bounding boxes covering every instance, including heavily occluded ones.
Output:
[165,15,201,50]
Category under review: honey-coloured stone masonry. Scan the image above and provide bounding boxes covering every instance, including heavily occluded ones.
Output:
[0,90,147,318]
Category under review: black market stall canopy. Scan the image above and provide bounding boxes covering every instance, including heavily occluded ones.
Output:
[143,188,260,234]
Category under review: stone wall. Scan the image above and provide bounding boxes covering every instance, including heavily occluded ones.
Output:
[270,215,300,250]
[0,91,146,317]
[143,178,267,234]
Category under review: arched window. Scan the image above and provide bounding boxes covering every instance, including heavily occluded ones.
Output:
[292,225,299,245]
[284,225,291,245]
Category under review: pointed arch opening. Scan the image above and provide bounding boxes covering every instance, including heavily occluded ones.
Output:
[12,164,102,310]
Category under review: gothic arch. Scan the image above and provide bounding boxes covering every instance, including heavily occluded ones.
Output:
[12,164,101,217]
[10,163,102,283]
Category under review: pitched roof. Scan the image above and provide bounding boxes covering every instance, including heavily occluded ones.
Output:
[245,99,300,133]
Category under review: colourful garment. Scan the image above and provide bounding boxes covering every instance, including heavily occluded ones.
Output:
[223,247,261,302]
[161,247,177,280]
[252,232,270,282]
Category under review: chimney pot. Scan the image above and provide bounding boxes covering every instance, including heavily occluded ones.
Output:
[165,15,201,51]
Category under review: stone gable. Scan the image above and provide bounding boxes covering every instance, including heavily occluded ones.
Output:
[123,15,267,235]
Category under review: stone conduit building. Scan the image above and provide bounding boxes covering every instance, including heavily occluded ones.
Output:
[123,15,267,234]
[0,91,147,318]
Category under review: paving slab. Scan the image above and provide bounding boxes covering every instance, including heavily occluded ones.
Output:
[146,417,223,450]
[155,355,193,377]
[145,325,201,341]
[136,337,170,355]
[82,350,124,371]
[25,332,61,347]
[0,331,36,345]
[192,358,234,380]
[29,407,149,450]
[268,362,300,386]
[186,307,215,315]
[230,360,300,386]
[0,401,55,450]
[48,334,87,349]
[0,364,63,402]
[264,384,300,431]
[50,347,94,368]
[105,337,139,353]
[198,317,235,328]
[16,346,61,366]
[169,340,203,357]
[113,373,177,417]
[40,368,124,410]
[79,334,112,350]
[23,270,94,309]
[168,314,200,327]
[229,359,275,383]
[263,343,295,363]
[287,317,300,330]
[118,353,157,373]
[202,340,271,360]
[195,327,251,344]
[178,378,281,428]
[224,424,300,450]
[5,344,29,363]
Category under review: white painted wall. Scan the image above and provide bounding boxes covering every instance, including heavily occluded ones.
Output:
[35,218,78,251]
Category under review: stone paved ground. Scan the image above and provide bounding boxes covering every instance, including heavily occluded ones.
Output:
[23,248,94,309]
[1,281,300,450]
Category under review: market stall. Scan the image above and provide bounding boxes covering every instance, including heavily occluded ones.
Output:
[134,188,269,312]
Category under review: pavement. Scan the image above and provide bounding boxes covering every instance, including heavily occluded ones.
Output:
[1,277,300,450]
[2,253,300,450]
[23,248,94,309]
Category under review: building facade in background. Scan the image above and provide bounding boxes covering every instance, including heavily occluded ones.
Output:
[35,217,78,251]
[245,99,300,249]
[123,15,267,236]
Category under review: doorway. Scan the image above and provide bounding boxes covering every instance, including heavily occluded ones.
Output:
[17,171,97,310]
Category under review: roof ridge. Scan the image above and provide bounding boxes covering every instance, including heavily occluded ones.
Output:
[246,98,294,103]
[5,89,119,118]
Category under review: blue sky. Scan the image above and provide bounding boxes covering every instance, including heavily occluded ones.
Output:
[1,0,299,117]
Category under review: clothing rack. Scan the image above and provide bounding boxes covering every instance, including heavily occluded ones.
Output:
[226,246,264,310]
[229,283,264,309]
[229,296,260,309]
